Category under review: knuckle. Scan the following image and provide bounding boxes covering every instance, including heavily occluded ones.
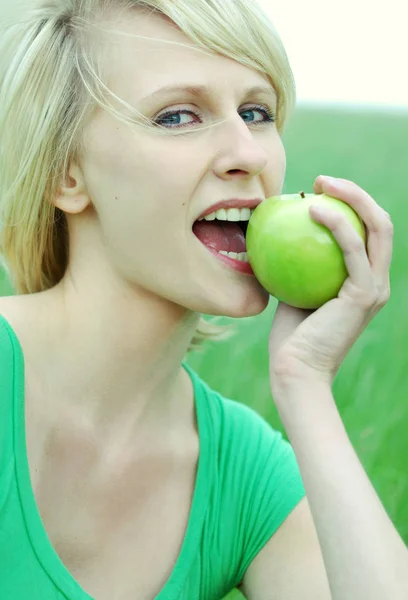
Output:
[355,288,378,310]
[377,284,391,306]
[362,295,378,310]
[347,235,366,253]
[382,213,394,234]
[333,212,355,230]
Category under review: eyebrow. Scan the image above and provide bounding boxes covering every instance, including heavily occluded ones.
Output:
[138,83,277,104]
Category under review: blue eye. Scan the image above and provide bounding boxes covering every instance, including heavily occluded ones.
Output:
[154,105,276,129]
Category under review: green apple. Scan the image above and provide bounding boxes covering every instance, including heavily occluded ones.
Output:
[246,191,367,309]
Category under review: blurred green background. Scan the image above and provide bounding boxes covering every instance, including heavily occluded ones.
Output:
[191,104,408,599]
[1,104,407,599]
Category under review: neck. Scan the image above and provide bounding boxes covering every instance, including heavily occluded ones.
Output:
[21,277,200,445]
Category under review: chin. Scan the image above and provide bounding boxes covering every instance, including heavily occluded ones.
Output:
[203,282,270,319]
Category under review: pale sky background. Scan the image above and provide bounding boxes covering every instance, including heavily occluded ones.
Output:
[1,0,407,110]
[259,0,407,110]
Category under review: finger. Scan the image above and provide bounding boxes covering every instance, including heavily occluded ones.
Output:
[309,203,375,294]
[313,176,394,282]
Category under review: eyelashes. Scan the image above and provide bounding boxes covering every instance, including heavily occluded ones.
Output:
[154,105,276,129]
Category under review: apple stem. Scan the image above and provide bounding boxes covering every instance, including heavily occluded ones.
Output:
[300,191,306,199]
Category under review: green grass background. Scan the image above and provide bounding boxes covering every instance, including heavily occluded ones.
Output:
[1,104,407,599]
[201,104,408,600]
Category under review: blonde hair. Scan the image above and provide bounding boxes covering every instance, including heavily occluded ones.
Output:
[0,0,296,353]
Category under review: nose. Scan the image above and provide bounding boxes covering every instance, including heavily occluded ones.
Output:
[212,116,269,180]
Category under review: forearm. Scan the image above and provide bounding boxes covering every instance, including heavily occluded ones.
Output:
[275,380,408,600]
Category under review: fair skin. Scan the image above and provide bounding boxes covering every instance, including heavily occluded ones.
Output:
[29,7,283,445]
[238,176,408,600]
[0,7,285,599]
[3,7,408,600]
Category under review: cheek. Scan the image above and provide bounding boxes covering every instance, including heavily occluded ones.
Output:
[83,156,188,261]
[85,120,195,210]
[267,139,286,193]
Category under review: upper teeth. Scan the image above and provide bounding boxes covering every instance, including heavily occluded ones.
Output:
[198,207,254,222]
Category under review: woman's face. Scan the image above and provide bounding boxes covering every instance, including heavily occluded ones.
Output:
[74,8,287,318]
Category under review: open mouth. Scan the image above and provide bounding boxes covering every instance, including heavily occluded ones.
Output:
[192,217,254,272]
[238,220,249,236]
[192,217,251,271]
[193,219,248,236]
[193,218,248,249]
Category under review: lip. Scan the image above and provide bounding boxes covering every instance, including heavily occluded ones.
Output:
[195,197,264,221]
[206,246,255,275]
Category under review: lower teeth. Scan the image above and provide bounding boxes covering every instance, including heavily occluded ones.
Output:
[218,250,249,263]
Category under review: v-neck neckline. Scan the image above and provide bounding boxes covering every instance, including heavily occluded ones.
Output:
[0,314,213,600]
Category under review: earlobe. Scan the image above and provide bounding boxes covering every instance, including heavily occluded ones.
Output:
[55,163,91,214]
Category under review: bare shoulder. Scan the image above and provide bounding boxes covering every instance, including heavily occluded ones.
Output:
[0,294,35,329]
[0,293,50,353]
[0,293,19,311]
[0,294,24,326]
[0,294,55,404]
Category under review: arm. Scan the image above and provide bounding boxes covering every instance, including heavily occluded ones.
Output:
[275,380,408,599]
[240,176,408,599]
[239,382,408,600]
[238,495,332,599]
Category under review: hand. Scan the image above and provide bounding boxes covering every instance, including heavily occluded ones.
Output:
[268,176,394,393]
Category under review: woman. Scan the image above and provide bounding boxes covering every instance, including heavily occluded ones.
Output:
[0,0,407,599]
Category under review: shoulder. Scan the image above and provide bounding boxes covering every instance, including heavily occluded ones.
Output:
[0,295,32,371]
[0,294,51,379]
[0,295,23,343]
[0,295,30,352]
[199,382,306,590]
[211,387,288,452]
[195,374,296,474]
[0,292,50,349]
[0,293,20,315]
[193,371,267,430]
[220,396,300,483]
[0,294,31,329]
[0,297,24,432]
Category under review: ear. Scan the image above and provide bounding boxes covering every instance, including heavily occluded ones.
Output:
[55,164,91,214]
